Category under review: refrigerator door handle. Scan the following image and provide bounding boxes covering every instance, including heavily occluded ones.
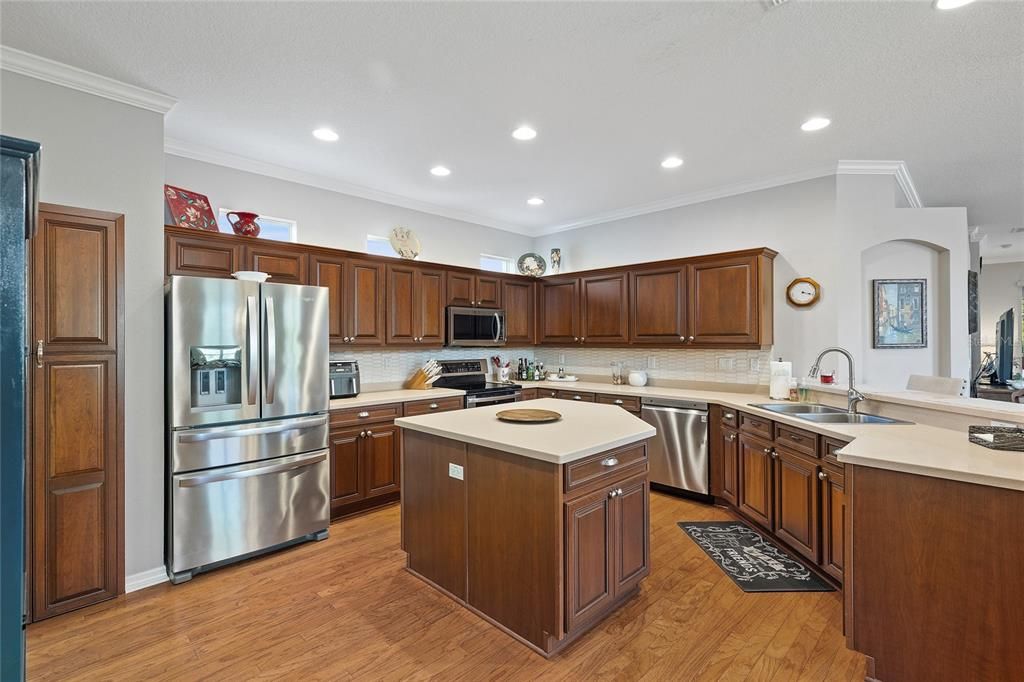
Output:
[247,295,259,405]
[177,415,328,443]
[265,296,277,404]
[176,450,327,487]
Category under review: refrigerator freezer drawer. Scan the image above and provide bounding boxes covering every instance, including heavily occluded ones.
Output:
[170,414,328,473]
[169,449,330,575]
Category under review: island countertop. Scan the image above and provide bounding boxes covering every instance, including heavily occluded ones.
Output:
[395,398,655,464]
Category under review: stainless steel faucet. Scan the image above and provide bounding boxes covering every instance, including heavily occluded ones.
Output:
[808,347,866,414]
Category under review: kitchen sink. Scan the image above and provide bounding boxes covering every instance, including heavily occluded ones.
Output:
[749,403,846,415]
[794,412,912,425]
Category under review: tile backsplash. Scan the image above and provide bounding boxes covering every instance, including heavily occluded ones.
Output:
[337,346,771,387]
[533,347,772,386]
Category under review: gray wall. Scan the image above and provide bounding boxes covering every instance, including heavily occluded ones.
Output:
[1,72,166,580]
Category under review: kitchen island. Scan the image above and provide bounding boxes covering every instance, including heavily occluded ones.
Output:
[395,398,655,657]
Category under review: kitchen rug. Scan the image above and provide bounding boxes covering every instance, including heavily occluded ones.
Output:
[678,521,834,593]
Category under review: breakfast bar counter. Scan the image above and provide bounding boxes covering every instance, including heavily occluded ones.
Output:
[396,399,654,657]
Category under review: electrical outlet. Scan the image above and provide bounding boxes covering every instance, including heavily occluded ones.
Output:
[749,358,760,373]
[559,353,565,364]
[717,358,734,371]
[647,356,657,369]
[383,355,397,371]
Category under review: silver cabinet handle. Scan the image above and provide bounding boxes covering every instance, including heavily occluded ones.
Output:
[178,451,326,487]
[614,399,623,405]
[366,430,373,436]
[573,395,582,400]
[726,434,736,441]
[358,411,370,418]
[818,471,828,480]
[429,403,439,409]
[246,296,259,405]
[264,296,277,404]
[608,489,619,498]
[573,337,579,342]
[688,336,695,341]
[601,457,619,467]
[763,447,771,454]
[724,412,734,419]
[36,339,43,368]
[679,336,685,342]
[343,336,350,342]
[771,449,778,459]
[580,337,585,342]
[360,430,366,438]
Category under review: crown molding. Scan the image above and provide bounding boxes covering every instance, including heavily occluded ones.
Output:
[533,165,836,236]
[835,160,922,209]
[164,137,529,235]
[0,45,176,114]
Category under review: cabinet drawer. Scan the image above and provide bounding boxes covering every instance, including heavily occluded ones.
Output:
[823,437,849,467]
[404,396,464,416]
[596,394,641,412]
[739,412,773,440]
[556,390,595,402]
[520,388,539,401]
[330,402,402,427]
[775,424,819,457]
[720,407,739,428]
[565,443,648,494]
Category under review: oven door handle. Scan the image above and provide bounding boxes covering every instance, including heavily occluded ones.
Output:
[466,391,522,406]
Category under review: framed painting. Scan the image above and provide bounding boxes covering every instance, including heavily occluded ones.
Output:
[165,185,218,231]
[873,278,927,349]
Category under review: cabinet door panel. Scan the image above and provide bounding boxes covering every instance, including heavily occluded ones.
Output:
[819,464,846,582]
[689,255,758,345]
[738,433,773,529]
[386,264,417,344]
[501,279,535,344]
[537,279,579,344]
[312,256,346,346]
[630,267,687,344]
[347,259,386,345]
[245,245,308,285]
[580,273,629,344]
[166,232,242,279]
[417,268,446,344]
[773,448,820,562]
[364,424,400,498]
[565,488,614,631]
[475,275,501,308]
[614,475,650,595]
[446,272,475,306]
[330,427,364,504]
[719,427,740,506]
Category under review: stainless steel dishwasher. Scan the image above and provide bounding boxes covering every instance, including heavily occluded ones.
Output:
[640,397,710,499]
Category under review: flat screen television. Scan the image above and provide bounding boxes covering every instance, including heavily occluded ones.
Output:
[994,307,1015,384]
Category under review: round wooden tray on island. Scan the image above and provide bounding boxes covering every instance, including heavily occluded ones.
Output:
[496,408,562,423]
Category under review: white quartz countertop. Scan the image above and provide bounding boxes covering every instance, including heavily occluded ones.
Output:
[330,387,464,410]
[396,398,656,464]
[522,380,1024,491]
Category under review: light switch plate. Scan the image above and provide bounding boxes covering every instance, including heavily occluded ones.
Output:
[647,356,657,369]
[448,463,464,480]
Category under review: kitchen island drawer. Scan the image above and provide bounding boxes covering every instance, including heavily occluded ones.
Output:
[596,394,641,412]
[404,396,464,416]
[330,402,402,427]
[739,412,773,440]
[564,443,648,495]
[556,390,595,402]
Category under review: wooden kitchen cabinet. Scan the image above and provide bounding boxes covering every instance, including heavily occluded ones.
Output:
[345,258,386,346]
[556,390,595,402]
[580,273,629,344]
[688,253,772,346]
[773,447,820,562]
[364,424,401,497]
[611,474,650,595]
[738,433,774,529]
[446,272,502,308]
[386,264,445,345]
[819,462,846,582]
[311,254,347,346]
[718,425,740,506]
[329,426,364,505]
[537,278,580,344]
[244,242,308,284]
[501,279,535,343]
[166,230,242,278]
[329,405,402,518]
[565,486,615,631]
[629,266,687,344]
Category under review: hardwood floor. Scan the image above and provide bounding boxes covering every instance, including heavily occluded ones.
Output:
[27,492,865,680]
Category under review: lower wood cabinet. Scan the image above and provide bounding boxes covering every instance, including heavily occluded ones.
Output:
[718,425,740,506]
[819,463,846,582]
[364,425,400,497]
[773,447,820,562]
[737,433,774,529]
[329,407,402,517]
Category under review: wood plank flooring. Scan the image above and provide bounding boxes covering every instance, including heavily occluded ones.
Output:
[27,492,865,680]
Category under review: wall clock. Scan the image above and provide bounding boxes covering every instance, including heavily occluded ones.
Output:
[786,277,821,307]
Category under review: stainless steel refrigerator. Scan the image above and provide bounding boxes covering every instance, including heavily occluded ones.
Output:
[165,275,330,583]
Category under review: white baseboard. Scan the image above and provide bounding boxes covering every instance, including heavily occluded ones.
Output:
[125,566,169,593]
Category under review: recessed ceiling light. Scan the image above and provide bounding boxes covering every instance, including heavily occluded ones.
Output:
[934,0,975,9]
[512,125,537,141]
[800,117,831,132]
[527,197,544,206]
[660,156,684,169]
[430,165,451,177]
[312,127,339,142]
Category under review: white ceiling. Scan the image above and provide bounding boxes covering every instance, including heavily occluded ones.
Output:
[1,1,1021,246]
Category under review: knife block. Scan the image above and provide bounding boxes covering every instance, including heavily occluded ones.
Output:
[404,369,433,390]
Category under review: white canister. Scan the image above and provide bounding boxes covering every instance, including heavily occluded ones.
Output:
[627,370,648,387]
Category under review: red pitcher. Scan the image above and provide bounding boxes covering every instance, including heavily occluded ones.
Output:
[226,211,260,237]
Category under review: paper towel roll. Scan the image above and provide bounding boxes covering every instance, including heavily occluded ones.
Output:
[770,361,792,400]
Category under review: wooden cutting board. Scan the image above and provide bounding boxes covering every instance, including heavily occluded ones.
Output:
[496,408,562,423]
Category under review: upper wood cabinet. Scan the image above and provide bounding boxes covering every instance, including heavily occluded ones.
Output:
[537,278,580,344]
[689,253,772,346]
[629,266,687,344]
[311,255,347,346]
[500,279,535,344]
[446,272,502,308]
[244,242,309,285]
[166,230,242,279]
[386,264,445,345]
[346,258,386,346]
[580,273,629,345]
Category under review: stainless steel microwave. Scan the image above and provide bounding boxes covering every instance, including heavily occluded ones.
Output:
[446,306,506,347]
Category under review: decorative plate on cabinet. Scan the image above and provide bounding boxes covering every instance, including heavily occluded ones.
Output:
[389,226,421,259]
[517,252,547,277]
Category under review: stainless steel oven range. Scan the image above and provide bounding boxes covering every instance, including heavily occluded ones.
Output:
[430,359,521,407]
[165,275,331,584]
